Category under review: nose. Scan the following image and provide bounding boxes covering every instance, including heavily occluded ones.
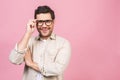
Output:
[42,22,47,27]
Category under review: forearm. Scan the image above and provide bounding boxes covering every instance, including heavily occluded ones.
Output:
[27,61,63,76]
[18,32,32,50]
[18,19,36,51]
[24,49,40,71]
[41,62,63,76]
[29,62,40,72]
[28,61,63,76]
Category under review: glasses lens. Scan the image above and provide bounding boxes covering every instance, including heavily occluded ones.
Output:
[37,20,43,26]
[45,20,52,26]
[36,20,53,26]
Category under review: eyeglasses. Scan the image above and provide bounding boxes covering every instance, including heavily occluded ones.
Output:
[36,20,53,26]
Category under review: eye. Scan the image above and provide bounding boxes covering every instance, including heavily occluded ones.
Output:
[45,20,53,26]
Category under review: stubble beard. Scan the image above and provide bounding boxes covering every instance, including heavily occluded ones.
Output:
[38,27,53,38]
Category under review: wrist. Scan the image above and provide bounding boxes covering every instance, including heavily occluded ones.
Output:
[28,61,34,67]
[29,62,40,71]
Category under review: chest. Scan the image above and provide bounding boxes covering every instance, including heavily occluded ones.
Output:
[31,41,61,62]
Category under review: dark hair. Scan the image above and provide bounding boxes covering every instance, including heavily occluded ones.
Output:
[34,5,55,20]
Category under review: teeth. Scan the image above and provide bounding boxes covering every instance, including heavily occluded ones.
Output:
[43,29,48,31]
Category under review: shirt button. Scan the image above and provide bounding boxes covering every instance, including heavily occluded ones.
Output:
[35,74,37,77]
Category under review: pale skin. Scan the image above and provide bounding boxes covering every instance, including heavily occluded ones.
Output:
[18,13,54,72]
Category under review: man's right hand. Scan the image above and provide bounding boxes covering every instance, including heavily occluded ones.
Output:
[26,19,36,35]
[17,19,37,51]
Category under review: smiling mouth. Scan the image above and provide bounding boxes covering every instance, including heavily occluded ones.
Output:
[41,28,50,33]
[42,29,48,32]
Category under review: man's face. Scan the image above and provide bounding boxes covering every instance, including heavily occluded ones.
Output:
[36,13,54,38]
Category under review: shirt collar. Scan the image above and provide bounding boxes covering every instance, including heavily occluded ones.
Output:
[35,33,56,41]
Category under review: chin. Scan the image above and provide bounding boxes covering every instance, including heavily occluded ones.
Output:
[40,33,51,37]
[39,30,52,37]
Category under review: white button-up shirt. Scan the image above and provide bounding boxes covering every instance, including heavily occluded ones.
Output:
[9,33,71,80]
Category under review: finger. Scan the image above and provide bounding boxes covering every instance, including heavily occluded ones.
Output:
[28,19,36,26]
[34,19,37,22]
[30,25,34,28]
[33,20,37,27]
[33,20,36,23]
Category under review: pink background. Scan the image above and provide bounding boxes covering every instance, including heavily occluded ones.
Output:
[0,0,120,80]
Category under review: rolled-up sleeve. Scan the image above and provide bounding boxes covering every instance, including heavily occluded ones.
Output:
[9,37,33,65]
[9,44,28,65]
[40,40,71,76]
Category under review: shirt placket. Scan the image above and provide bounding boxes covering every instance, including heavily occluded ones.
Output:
[37,40,47,80]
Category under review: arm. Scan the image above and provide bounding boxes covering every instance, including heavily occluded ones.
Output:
[18,19,36,50]
[41,40,71,76]
[25,40,71,76]
[24,49,40,72]
[9,19,36,65]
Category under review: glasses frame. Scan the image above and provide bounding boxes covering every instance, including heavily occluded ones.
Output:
[36,20,53,26]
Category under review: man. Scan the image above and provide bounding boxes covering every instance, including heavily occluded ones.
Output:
[9,5,71,80]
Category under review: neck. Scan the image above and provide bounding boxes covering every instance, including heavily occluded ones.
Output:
[41,36,49,40]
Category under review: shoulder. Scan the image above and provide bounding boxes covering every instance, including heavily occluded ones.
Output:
[55,35,71,45]
[29,36,36,42]
[55,35,71,52]
[28,36,38,45]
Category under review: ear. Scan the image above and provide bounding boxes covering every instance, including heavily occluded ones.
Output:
[53,20,55,23]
